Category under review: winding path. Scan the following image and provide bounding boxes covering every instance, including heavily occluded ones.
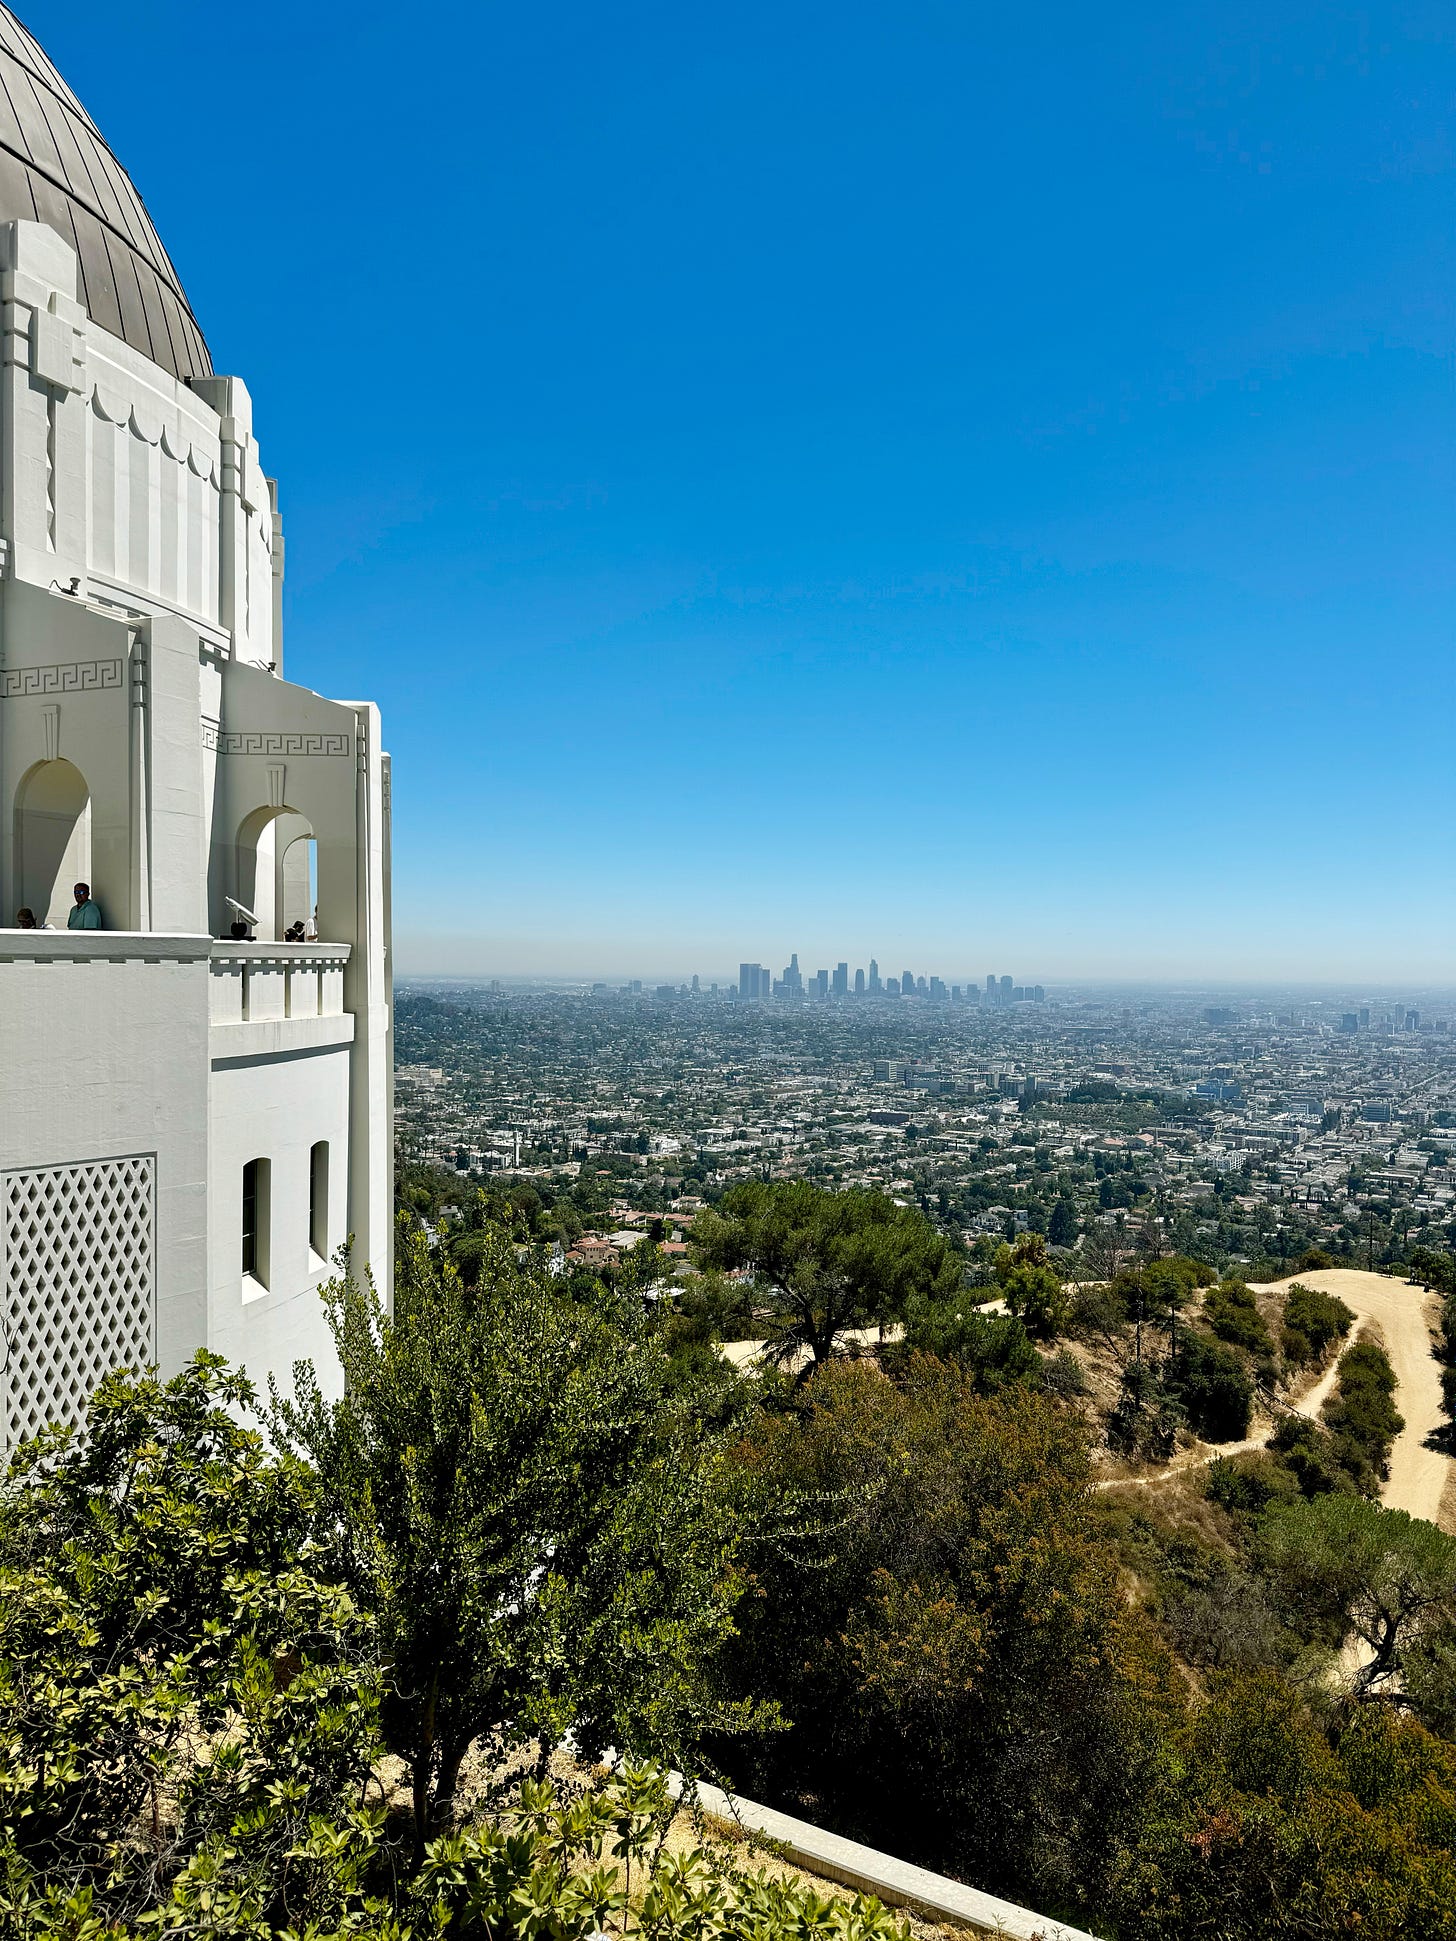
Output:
[1096,1269,1450,1525]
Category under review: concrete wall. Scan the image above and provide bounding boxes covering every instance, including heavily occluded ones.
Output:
[207,1033,350,1404]
[0,933,211,1374]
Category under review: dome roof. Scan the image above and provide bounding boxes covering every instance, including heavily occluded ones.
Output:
[0,9,209,382]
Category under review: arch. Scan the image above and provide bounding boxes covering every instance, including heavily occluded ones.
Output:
[234,805,316,940]
[14,759,91,927]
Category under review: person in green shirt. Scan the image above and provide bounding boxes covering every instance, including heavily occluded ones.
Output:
[67,882,102,929]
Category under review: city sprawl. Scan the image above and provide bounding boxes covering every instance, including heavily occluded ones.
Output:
[396,974,1456,1271]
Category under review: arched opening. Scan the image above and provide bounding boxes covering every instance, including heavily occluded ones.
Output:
[14,759,91,928]
[234,806,316,941]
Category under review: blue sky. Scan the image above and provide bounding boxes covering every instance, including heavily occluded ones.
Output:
[49,1,1455,980]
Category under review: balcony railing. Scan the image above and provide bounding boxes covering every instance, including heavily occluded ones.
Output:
[208,941,351,1025]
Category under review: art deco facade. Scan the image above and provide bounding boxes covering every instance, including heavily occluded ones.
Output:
[0,8,390,1444]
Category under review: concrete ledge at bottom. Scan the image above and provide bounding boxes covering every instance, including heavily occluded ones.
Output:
[672,1778,1099,1941]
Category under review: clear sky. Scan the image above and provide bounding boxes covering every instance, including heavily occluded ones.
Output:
[46,1,1455,982]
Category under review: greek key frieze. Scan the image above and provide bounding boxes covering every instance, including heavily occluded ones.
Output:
[202,726,354,757]
[0,658,123,698]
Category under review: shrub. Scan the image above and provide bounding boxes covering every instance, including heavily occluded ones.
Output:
[891,1298,1042,1392]
[1207,1451,1302,1518]
[1107,1359,1183,1460]
[1168,1331,1255,1443]
[1043,1347,1089,1398]
[1204,1280,1274,1356]
[1280,1283,1354,1367]
[1323,1341,1403,1493]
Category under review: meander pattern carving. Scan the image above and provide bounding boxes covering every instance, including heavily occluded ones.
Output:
[1,1156,155,1448]
[0,658,124,698]
[202,725,353,757]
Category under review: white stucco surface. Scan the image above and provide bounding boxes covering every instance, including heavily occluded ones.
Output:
[0,210,391,1443]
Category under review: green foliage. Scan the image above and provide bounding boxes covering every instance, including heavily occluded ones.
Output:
[1204,1280,1274,1356]
[271,1221,758,1852]
[0,1355,384,1934]
[994,1232,1070,1340]
[890,1297,1042,1391]
[1322,1340,1404,1494]
[1258,1495,1456,1709]
[1267,1413,1357,1498]
[1206,1450,1303,1519]
[1107,1672,1456,1940]
[1048,1197,1079,1248]
[709,1359,1174,1918]
[690,1180,961,1371]
[1167,1331,1255,1443]
[1280,1282,1355,1367]
[1107,1359,1183,1461]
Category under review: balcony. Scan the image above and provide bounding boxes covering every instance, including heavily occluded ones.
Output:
[208,942,353,1059]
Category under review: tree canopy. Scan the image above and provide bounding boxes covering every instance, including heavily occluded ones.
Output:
[690,1180,961,1372]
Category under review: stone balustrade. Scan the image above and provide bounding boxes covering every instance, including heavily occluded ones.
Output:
[208,941,350,1025]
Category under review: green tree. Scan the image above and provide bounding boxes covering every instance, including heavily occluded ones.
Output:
[1322,1340,1403,1493]
[994,1232,1071,1340]
[272,1222,757,1856]
[708,1359,1173,1918]
[891,1296,1042,1392]
[690,1180,961,1372]
[1167,1330,1255,1442]
[1258,1495,1456,1707]
[1049,1198,1079,1248]
[0,1356,382,1933]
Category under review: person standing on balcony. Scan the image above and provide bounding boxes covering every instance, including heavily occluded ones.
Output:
[67,883,102,930]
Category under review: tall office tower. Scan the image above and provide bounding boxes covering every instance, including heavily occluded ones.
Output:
[917,976,929,996]
[986,974,996,993]
[868,958,881,993]
[0,8,393,1448]
[691,974,700,993]
[1000,976,1014,998]
[854,967,865,995]
[833,962,849,997]
[814,969,829,998]
[1359,1008,1371,1029]
[929,976,946,1000]
[886,977,900,996]
[902,969,915,994]
[739,963,764,998]
[781,951,803,992]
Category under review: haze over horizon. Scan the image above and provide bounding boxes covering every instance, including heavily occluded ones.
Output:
[52,0,1454,979]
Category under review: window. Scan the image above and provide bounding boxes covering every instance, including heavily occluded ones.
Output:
[309,1141,329,1260]
[242,1158,270,1289]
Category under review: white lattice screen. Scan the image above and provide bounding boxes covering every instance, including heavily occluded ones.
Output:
[1,1156,156,1447]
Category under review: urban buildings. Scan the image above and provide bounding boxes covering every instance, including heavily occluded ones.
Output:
[0,11,391,1447]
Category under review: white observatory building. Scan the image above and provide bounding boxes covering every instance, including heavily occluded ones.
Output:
[0,10,391,1445]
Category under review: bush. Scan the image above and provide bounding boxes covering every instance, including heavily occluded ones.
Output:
[1280,1283,1354,1367]
[1168,1332,1255,1443]
[1207,1451,1302,1518]
[1043,1347,1089,1398]
[1107,1359,1183,1461]
[1204,1281,1274,1356]
[1268,1414,1354,1498]
[1323,1341,1403,1494]
[1106,1672,1456,1940]
[891,1298,1042,1392]
[709,1359,1173,1918]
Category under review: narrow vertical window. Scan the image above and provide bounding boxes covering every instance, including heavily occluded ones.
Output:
[242,1157,270,1288]
[309,1140,329,1260]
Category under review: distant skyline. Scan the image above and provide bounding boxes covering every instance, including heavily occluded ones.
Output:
[54,1,1455,978]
